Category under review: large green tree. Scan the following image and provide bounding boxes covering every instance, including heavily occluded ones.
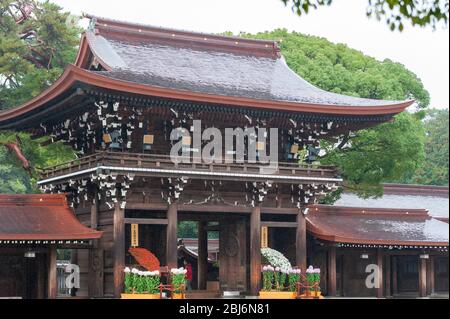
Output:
[280,0,449,31]
[0,0,77,193]
[399,108,449,186]
[0,0,79,109]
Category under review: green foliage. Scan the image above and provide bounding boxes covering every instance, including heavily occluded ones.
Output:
[0,131,75,193]
[0,0,80,109]
[0,1,78,193]
[399,109,449,185]
[321,112,426,198]
[280,0,449,31]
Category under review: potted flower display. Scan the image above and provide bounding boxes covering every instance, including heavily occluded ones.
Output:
[121,267,161,299]
[305,266,322,298]
[259,248,299,299]
[171,268,187,299]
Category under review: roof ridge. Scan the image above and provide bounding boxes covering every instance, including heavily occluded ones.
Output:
[84,14,281,59]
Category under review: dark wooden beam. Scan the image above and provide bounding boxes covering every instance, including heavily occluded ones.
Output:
[204,225,220,232]
[124,218,168,225]
[89,195,104,298]
[126,202,252,214]
[261,207,299,215]
[198,221,208,290]
[47,246,57,299]
[296,212,307,272]
[113,203,125,298]
[427,257,435,296]
[250,205,261,296]
[327,246,337,296]
[385,255,391,298]
[419,256,427,297]
[89,248,104,298]
[392,256,398,296]
[376,249,384,298]
[166,202,178,270]
[261,221,298,228]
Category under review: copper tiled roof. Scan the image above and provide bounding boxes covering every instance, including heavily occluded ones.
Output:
[307,205,449,246]
[0,194,102,241]
[83,16,411,108]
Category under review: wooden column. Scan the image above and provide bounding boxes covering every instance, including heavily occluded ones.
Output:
[327,246,336,296]
[426,257,435,296]
[385,255,392,297]
[166,202,179,270]
[327,246,337,296]
[198,221,208,290]
[376,249,384,298]
[113,203,125,299]
[250,205,261,296]
[419,256,427,297]
[89,197,104,298]
[47,246,57,299]
[296,211,307,272]
[392,256,398,296]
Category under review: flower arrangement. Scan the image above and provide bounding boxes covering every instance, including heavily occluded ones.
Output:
[306,266,321,292]
[261,247,292,270]
[124,267,161,294]
[171,268,187,294]
[262,265,275,291]
[128,247,160,271]
[288,268,302,292]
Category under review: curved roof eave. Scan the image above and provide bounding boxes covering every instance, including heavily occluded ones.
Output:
[306,219,448,247]
[0,64,414,126]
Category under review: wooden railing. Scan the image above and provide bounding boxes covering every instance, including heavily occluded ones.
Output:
[39,151,338,180]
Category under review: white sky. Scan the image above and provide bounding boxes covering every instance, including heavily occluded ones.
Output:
[52,0,449,109]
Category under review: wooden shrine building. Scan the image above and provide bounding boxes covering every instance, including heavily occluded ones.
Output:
[307,205,448,298]
[0,16,418,298]
[0,194,101,299]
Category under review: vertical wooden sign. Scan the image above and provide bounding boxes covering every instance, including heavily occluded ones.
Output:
[131,224,139,247]
[261,226,268,248]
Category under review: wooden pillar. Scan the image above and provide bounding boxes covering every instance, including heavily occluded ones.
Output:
[427,257,435,296]
[296,211,307,272]
[113,203,125,299]
[327,246,337,296]
[376,249,384,298]
[47,246,57,299]
[89,197,103,298]
[419,256,427,297]
[385,255,391,297]
[250,205,261,296]
[198,221,208,290]
[166,202,178,270]
[392,256,398,296]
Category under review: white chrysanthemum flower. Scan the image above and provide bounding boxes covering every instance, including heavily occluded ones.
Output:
[131,268,139,274]
[261,248,292,271]
[124,267,131,273]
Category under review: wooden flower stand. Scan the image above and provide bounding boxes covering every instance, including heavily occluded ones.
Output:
[259,291,297,299]
[121,293,161,299]
[296,276,323,299]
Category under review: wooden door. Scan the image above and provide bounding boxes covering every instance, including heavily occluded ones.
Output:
[219,218,247,292]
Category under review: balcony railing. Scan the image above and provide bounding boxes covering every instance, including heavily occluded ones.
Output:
[39,151,339,182]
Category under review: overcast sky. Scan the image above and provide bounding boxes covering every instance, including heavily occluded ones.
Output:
[52,0,449,109]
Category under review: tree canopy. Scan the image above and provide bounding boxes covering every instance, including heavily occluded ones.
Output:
[280,0,449,31]
[0,0,77,193]
[0,0,79,109]
[399,108,449,186]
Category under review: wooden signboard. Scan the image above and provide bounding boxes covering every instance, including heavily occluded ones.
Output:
[261,226,268,248]
[131,224,139,247]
